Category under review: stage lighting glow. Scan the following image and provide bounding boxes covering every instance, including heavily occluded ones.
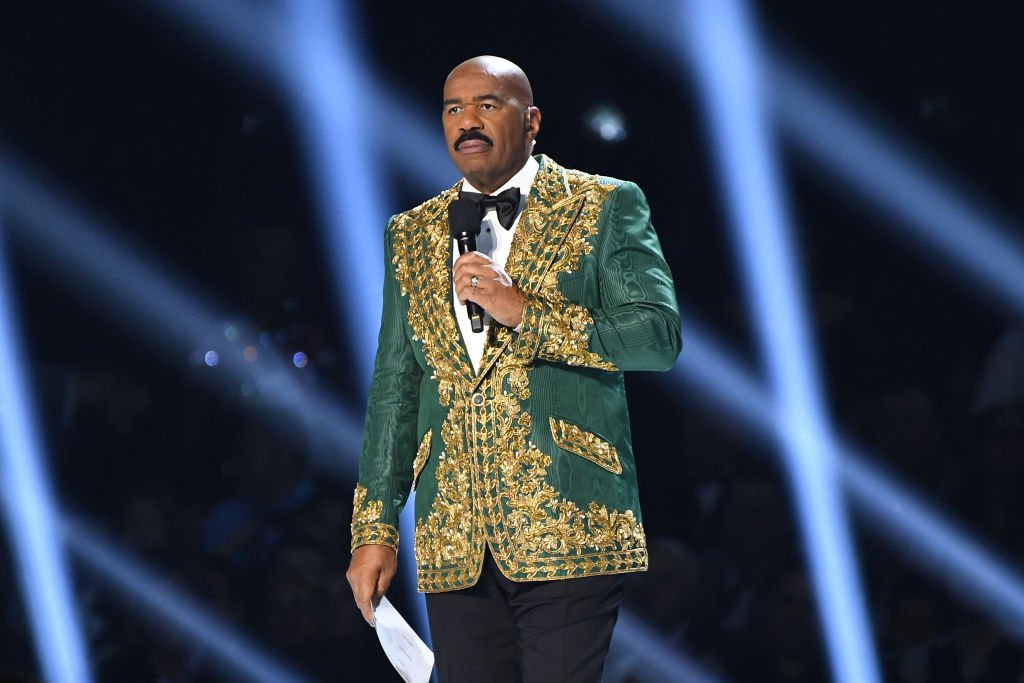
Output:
[667,314,1024,636]
[143,0,459,196]
[0,216,93,682]
[204,350,220,367]
[243,345,259,362]
[281,0,432,638]
[573,0,1024,316]
[770,58,1024,316]
[145,0,289,83]
[282,0,386,391]
[681,2,881,683]
[839,450,1024,634]
[64,517,314,683]
[223,323,239,342]
[0,140,431,667]
[573,0,1024,642]
[149,0,397,388]
[610,610,728,683]
[585,105,628,143]
[292,351,308,368]
[0,151,364,478]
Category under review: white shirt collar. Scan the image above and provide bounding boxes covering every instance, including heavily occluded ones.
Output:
[461,155,540,198]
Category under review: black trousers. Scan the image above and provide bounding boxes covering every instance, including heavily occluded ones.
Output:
[425,549,625,683]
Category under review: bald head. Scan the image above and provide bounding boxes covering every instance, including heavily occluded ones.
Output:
[446,56,534,107]
[441,55,542,194]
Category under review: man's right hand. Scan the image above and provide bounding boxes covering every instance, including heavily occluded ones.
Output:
[346,544,398,627]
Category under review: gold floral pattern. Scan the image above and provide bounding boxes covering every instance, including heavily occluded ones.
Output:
[350,484,398,551]
[508,178,617,371]
[389,156,647,592]
[414,404,483,591]
[352,484,383,525]
[477,357,646,583]
[390,187,471,404]
[351,523,399,550]
[549,417,622,474]
[537,303,617,370]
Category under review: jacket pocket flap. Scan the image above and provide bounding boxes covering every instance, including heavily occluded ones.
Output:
[549,417,622,475]
[412,428,432,491]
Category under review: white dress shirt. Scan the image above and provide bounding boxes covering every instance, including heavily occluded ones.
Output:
[452,155,540,373]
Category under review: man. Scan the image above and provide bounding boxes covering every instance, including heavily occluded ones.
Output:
[347,55,681,683]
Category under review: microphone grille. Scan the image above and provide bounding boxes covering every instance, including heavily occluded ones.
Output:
[448,198,483,238]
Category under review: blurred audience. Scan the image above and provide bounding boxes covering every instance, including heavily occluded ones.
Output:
[3,304,1024,682]
[728,559,828,683]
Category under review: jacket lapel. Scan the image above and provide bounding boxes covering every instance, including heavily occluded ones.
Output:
[412,186,478,386]
[472,156,586,389]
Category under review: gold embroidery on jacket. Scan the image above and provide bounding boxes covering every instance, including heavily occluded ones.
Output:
[549,417,623,475]
[390,187,469,406]
[507,172,617,371]
[539,303,616,369]
[352,484,383,525]
[411,429,432,491]
[471,363,647,583]
[351,523,399,551]
[391,184,484,591]
[392,158,646,591]
[413,407,480,589]
[350,484,398,551]
[479,165,644,582]
[587,503,646,549]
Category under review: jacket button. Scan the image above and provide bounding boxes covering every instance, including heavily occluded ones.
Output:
[471,392,485,406]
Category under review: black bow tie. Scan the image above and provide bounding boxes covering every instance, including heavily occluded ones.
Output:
[459,186,521,230]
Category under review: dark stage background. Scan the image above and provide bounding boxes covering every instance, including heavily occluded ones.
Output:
[1,1,1023,682]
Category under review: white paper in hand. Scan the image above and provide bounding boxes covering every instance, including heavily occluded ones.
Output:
[374,596,435,683]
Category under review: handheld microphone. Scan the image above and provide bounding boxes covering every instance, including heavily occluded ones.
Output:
[447,197,486,333]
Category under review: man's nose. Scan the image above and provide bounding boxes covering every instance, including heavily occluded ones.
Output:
[458,109,483,130]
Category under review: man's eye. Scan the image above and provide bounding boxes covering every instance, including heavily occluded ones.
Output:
[479,103,496,111]
[447,106,462,115]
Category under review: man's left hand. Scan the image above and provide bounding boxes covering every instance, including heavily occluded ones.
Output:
[453,251,525,328]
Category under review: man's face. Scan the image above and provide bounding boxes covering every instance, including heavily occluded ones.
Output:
[442,68,540,193]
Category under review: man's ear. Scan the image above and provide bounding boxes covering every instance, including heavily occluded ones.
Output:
[524,105,541,140]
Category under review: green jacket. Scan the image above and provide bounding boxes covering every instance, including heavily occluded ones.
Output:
[351,155,681,593]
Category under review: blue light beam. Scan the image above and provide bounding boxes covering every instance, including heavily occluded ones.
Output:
[282,0,388,392]
[770,57,1024,316]
[140,0,459,195]
[146,0,286,79]
[279,0,430,637]
[569,0,1024,317]
[680,2,881,683]
[609,610,729,683]
[0,149,363,477]
[569,0,1024,640]
[147,0,415,385]
[63,516,314,683]
[0,212,93,682]
[669,313,1024,634]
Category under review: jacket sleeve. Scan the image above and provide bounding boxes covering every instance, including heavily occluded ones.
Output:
[351,220,423,553]
[517,181,682,372]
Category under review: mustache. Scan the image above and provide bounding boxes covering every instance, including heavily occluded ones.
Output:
[454,130,493,151]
